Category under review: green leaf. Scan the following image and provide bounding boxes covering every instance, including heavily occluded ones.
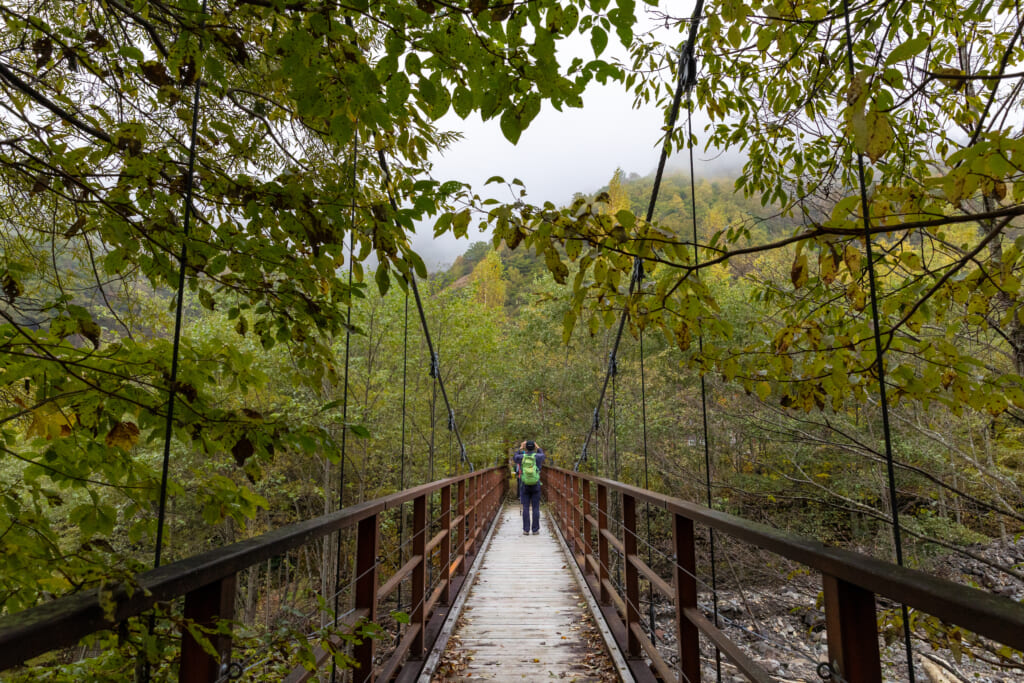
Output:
[119,45,144,62]
[590,27,608,57]
[500,109,522,144]
[198,287,215,311]
[452,86,473,119]
[452,209,471,238]
[884,35,931,65]
[418,77,437,108]
[375,266,390,295]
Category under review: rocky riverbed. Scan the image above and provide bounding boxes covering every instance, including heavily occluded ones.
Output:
[645,535,1024,682]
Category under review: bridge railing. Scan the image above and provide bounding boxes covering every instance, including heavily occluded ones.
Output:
[0,466,506,682]
[545,466,1024,683]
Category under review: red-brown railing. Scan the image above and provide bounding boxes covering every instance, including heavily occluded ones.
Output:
[545,466,1024,683]
[0,467,506,682]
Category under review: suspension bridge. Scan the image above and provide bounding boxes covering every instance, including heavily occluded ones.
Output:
[2,464,1023,682]
[3,1,1024,681]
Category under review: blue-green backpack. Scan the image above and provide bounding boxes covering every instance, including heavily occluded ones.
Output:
[521,452,540,486]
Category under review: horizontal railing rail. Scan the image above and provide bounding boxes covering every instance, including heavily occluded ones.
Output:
[545,466,1024,683]
[0,466,506,682]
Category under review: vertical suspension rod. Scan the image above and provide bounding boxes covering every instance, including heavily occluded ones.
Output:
[573,7,698,471]
[375,149,473,472]
[840,2,915,681]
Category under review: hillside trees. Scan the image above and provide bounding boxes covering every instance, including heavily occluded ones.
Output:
[473,1,1024,575]
[482,0,1024,416]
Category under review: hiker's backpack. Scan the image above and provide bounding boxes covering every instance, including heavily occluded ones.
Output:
[520,452,540,486]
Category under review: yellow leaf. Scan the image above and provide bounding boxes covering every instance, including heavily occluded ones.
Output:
[27,406,75,439]
[865,110,894,163]
[791,252,809,289]
[847,284,867,311]
[845,69,870,106]
[106,421,140,449]
[844,244,862,276]
[819,247,838,283]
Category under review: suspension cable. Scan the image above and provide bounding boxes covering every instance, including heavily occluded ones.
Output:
[374,148,473,473]
[143,5,209,680]
[398,289,409,612]
[153,0,208,572]
[686,64,723,683]
[840,3,915,680]
[329,126,359,683]
[574,47,693,471]
[639,328,656,641]
[611,353,618,480]
[672,2,722,679]
[430,353,438,483]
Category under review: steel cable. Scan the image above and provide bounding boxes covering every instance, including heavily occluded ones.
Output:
[145,4,207,678]
[573,12,696,472]
[375,149,473,473]
[839,2,916,680]
[153,0,208,573]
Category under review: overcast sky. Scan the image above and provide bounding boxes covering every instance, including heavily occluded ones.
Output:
[413,81,673,270]
[406,5,751,271]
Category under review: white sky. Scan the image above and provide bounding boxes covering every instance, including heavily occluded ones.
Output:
[413,81,670,270]
[409,5,745,270]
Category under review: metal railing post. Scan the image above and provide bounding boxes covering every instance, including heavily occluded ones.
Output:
[353,514,379,683]
[623,494,641,657]
[180,574,236,682]
[440,485,452,605]
[571,474,581,558]
[823,574,882,682]
[674,513,700,683]
[582,479,594,576]
[597,484,610,604]
[564,472,571,531]
[411,493,427,656]
[457,478,467,575]
[468,476,478,556]
[557,470,566,528]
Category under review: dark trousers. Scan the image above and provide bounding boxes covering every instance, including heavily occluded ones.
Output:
[520,483,540,532]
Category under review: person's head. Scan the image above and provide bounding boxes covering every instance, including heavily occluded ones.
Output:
[525,440,536,451]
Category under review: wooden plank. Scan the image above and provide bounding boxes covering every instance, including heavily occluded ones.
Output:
[684,607,774,683]
[180,574,235,683]
[440,506,623,681]
[823,573,882,682]
[550,467,1024,654]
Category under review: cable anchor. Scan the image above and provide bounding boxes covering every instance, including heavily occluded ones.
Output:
[631,257,645,284]
[608,351,618,376]
[429,352,439,378]
[447,408,455,431]
[592,406,600,431]
[680,41,699,90]
[221,661,243,679]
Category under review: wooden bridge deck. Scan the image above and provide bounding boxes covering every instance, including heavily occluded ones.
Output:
[426,504,626,681]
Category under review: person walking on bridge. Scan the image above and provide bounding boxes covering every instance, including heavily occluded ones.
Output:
[513,440,545,535]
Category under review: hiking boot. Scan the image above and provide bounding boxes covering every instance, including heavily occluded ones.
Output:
[523,531,529,535]
[532,530,540,535]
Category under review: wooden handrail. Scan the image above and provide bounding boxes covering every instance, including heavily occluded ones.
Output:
[0,467,506,681]
[545,466,1024,682]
